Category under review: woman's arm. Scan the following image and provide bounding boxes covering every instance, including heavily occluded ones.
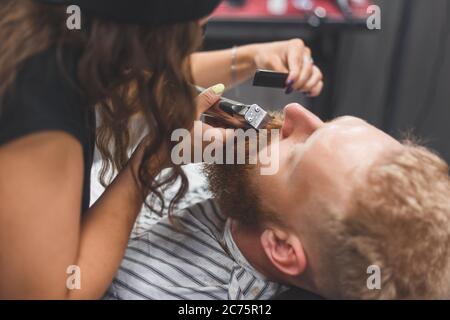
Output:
[0,132,157,299]
[191,39,324,97]
[191,44,258,88]
[0,88,220,300]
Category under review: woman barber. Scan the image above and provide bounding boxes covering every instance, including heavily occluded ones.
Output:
[0,0,323,299]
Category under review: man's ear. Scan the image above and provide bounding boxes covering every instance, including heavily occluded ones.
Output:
[260,228,307,277]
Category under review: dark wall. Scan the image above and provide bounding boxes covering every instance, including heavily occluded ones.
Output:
[206,0,450,162]
[330,0,450,162]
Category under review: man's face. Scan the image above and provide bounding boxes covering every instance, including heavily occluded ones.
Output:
[206,104,446,296]
[255,103,402,244]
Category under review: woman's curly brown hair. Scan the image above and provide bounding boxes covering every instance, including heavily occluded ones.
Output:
[0,0,203,214]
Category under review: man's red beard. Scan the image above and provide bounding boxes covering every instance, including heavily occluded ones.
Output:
[203,110,283,230]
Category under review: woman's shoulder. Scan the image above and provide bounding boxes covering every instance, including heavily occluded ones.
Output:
[0,45,93,147]
[7,45,85,118]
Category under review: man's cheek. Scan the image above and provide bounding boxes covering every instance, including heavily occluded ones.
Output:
[259,130,280,176]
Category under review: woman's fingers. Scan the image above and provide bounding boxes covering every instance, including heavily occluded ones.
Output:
[286,39,306,84]
[302,66,323,95]
[196,83,225,117]
[310,80,324,97]
[286,46,318,93]
[291,48,313,91]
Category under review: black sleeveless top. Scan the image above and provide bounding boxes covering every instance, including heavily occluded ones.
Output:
[0,47,96,213]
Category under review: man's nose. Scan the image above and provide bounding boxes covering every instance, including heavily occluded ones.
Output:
[281,104,324,140]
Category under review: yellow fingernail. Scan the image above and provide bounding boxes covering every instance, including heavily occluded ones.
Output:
[212,83,225,95]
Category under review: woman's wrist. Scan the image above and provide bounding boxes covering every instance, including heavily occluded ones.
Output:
[232,44,259,84]
[239,44,259,69]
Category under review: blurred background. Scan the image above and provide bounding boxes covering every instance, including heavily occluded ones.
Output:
[203,0,450,163]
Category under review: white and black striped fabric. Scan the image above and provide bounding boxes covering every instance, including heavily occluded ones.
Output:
[105,199,288,300]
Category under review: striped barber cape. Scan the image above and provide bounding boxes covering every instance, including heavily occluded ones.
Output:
[105,199,288,300]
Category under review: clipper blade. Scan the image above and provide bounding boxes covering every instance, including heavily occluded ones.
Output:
[243,104,272,130]
[196,85,272,130]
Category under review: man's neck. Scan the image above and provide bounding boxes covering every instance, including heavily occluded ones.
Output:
[230,219,321,297]
[230,220,290,284]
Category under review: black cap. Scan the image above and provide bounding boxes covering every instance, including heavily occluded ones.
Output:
[35,0,222,25]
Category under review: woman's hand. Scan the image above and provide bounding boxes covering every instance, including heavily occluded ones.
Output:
[191,84,227,163]
[250,39,324,97]
[132,84,225,170]
[168,84,226,165]
[191,39,323,94]
[195,84,225,119]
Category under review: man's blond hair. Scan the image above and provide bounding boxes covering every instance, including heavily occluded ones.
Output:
[329,144,450,299]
